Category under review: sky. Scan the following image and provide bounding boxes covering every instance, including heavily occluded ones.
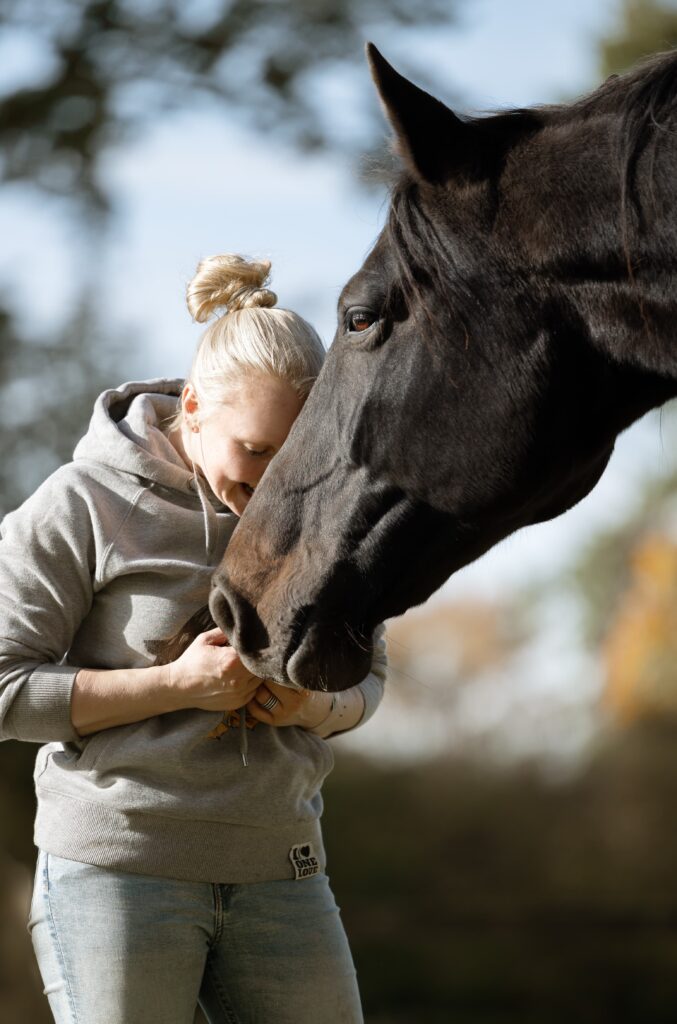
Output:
[1,0,675,762]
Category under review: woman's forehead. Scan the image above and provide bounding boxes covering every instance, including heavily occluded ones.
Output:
[214,377,303,441]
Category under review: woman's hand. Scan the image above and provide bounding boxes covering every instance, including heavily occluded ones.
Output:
[246,681,334,730]
[169,627,261,712]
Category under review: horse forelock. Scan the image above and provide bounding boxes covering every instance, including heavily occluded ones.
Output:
[385,177,494,350]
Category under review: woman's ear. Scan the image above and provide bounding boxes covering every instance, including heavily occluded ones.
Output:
[182,382,200,428]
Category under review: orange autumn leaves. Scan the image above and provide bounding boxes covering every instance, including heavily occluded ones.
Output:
[604,534,677,722]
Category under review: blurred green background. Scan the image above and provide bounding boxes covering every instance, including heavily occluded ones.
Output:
[2,1,677,1020]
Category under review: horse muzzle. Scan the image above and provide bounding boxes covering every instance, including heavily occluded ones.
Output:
[208,579,372,691]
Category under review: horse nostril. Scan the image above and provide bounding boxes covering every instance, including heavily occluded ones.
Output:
[282,605,312,673]
[209,584,235,637]
[209,579,269,656]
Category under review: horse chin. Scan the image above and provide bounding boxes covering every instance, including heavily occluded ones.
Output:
[525,445,615,526]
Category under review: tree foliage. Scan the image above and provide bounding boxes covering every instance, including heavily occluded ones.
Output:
[0,0,459,215]
[0,299,123,515]
[599,0,677,77]
[603,534,677,722]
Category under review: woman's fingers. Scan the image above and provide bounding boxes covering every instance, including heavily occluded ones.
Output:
[201,626,229,646]
[226,674,259,697]
[244,688,278,724]
[256,685,282,712]
[248,682,313,726]
[243,680,261,704]
[247,692,287,723]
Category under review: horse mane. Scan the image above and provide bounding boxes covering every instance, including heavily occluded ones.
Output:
[614,51,677,228]
[385,50,677,336]
[386,179,484,348]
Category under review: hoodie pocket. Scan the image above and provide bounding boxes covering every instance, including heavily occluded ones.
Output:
[73,725,140,771]
[34,743,57,781]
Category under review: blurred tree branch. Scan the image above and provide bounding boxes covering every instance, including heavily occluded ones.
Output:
[0,0,461,215]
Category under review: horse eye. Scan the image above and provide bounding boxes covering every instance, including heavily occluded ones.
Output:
[347,309,377,333]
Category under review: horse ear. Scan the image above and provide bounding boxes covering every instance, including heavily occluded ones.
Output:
[366,43,467,184]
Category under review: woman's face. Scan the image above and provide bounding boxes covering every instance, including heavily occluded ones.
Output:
[184,376,304,516]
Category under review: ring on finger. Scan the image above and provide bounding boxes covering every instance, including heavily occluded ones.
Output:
[260,692,280,712]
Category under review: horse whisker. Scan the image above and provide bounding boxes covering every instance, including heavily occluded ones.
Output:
[344,621,371,654]
[382,633,417,655]
[383,661,436,691]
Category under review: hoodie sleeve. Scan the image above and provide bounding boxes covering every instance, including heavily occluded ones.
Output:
[0,466,99,743]
[349,622,388,731]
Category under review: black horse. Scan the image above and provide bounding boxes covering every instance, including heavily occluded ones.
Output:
[210,45,677,692]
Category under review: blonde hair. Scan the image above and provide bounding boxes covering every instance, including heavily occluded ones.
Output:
[174,253,325,426]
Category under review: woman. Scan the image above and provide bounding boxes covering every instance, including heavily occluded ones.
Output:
[0,254,386,1024]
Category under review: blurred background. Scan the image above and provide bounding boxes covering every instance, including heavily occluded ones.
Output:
[1,0,677,1020]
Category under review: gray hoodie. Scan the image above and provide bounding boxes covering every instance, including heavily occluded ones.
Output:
[0,380,386,883]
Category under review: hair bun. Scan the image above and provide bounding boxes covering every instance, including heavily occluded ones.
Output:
[186,254,278,323]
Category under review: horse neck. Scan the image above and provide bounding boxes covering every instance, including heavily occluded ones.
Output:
[578,269,677,433]
[588,119,677,388]
[581,260,677,384]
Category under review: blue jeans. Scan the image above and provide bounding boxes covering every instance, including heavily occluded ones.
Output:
[28,849,363,1024]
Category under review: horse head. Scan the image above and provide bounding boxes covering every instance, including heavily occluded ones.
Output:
[211,46,677,691]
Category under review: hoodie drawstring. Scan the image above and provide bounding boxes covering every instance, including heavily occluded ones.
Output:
[239,711,249,768]
[190,464,218,559]
[192,464,249,767]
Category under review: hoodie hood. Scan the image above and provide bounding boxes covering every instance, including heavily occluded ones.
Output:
[74,378,228,553]
[73,378,248,758]
[73,379,193,495]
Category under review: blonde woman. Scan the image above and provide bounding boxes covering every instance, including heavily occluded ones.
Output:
[0,255,386,1024]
